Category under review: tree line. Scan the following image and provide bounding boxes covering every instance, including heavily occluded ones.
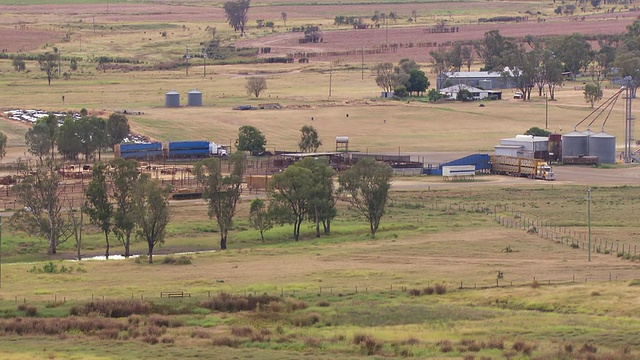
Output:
[430,21,640,104]
[9,122,394,261]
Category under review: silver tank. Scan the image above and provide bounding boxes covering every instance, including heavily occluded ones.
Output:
[562,130,589,157]
[188,89,202,106]
[165,90,180,107]
[588,131,616,164]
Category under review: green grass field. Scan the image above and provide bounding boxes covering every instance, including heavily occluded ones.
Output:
[1,1,640,359]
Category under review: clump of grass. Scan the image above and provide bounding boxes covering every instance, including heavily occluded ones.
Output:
[70,299,152,318]
[212,336,240,347]
[459,339,483,352]
[162,255,192,265]
[591,291,601,296]
[512,340,533,355]
[423,286,435,295]
[531,280,540,289]
[353,334,382,356]
[316,300,330,307]
[304,336,323,348]
[438,339,453,352]
[291,312,320,327]
[435,283,447,295]
[463,355,475,360]
[231,325,253,337]
[17,304,37,317]
[408,288,421,296]
[487,338,504,350]
[579,343,597,354]
[200,292,280,312]
[0,317,125,336]
[146,314,170,327]
[191,329,211,339]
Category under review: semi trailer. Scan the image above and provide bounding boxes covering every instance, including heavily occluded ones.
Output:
[490,155,555,181]
[114,141,228,160]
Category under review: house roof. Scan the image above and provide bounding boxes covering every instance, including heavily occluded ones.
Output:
[443,71,502,79]
[439,84,486,93]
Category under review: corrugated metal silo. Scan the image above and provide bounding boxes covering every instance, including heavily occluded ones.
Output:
[588,131,616,164]
[562,131,588,157]
[548,133,562,162]
[188,89,202,107]
[165,90,180,107]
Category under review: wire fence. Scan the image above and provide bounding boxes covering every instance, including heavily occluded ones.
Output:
[4,271,635,305]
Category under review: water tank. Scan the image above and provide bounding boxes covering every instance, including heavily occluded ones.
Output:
[548,133,562,162]
[165,90,180,108]
[588,131,616,164]
[562,131,588,157]
[188,89,202,106]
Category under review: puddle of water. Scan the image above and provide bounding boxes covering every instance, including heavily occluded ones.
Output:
[71,250,216,262]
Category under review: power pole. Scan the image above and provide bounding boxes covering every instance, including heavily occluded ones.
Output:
[185,46,190,76]
[587,188,591,262]
[329,64,333,97]
[0,215,3,288]
[361,48,364,80]
[203,49,207,78]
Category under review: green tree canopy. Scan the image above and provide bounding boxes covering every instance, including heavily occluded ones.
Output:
[106,113,130,148]
[298,125,322,153]
[37,52,58,85]
[133,176,171,264]
[84,162,114,259]
[223,0,250,34]
[236,125,266,156]
[338,158,393,237]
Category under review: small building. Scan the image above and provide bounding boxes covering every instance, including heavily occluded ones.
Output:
[380,91,394,98]
[439,84,502,100]
[495,135,549,160]
[437,70,515,90]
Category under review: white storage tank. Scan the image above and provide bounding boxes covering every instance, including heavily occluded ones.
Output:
[165,90,180,107]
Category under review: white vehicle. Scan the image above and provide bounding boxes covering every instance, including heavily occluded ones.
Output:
[209,142,228,157]
[513,92,524,99]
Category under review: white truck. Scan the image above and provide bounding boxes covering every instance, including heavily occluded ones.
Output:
[209,142,228,157]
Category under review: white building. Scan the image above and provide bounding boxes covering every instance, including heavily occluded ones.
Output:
[439,84,502,100]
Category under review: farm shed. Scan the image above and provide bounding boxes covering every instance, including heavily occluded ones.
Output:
[437,71,514,90]
[439,84,501,100]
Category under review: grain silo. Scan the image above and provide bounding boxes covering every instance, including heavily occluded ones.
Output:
[562,130,588,157]
[165,90,180,108]
[588,131,616,164]
[188,89,202,107]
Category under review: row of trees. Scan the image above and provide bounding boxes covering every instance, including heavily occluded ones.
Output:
[373,58,430,96]
[12,157,171,263]
[235,124,323,155]
[25,112,130,162]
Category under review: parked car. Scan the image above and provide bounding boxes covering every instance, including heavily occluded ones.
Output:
[513,92,524,99]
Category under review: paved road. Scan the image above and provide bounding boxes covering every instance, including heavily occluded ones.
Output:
[392,164,640,191]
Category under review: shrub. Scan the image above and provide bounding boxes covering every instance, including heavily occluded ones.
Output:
[531,280,540,289]
[161,336,175,344]
[191,329,211,339]
[291,312,320,327]
[143,336,159,344]
[360,335,382,356]
[212,336,239,347]
[146,315,170,327]
[579,343,598,354]
[435,283,447,295]
[423,286,435,295]
[70,299,152,318]
[231,326,253,337]
[316,300,330,307]
[143,325,166,337]
[564,343,574,353]
[17,305,37,317]
[439,339,453,352]
[487,338,504,350]
[409,288,421,296]
[463,355,475,360]
[162,255,192,265]
[512,340,533,355]
[591,291,601,296]
[200,293,280,312]
[304,336,323,348]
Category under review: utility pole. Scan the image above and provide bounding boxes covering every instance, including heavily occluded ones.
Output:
[329,64,333,97]
[203,48,207,78]
[361,48,364,80]
[587,188,591,262]
[185,46,190,76]
[0,215,3,288]
[545,92,548,129]
[93,14,96,34]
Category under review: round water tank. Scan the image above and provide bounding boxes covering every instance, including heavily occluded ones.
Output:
[588,131,616,164]
[336,136,349,144]
[188,89,202,107]
[548,133,562,162]
[165,90,180,108]
[562,131,588,157]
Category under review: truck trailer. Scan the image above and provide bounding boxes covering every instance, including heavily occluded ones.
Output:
[114,141,227,160]
[490,155,555,181]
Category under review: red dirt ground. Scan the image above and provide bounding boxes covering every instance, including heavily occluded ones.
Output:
[0,3,637,59]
